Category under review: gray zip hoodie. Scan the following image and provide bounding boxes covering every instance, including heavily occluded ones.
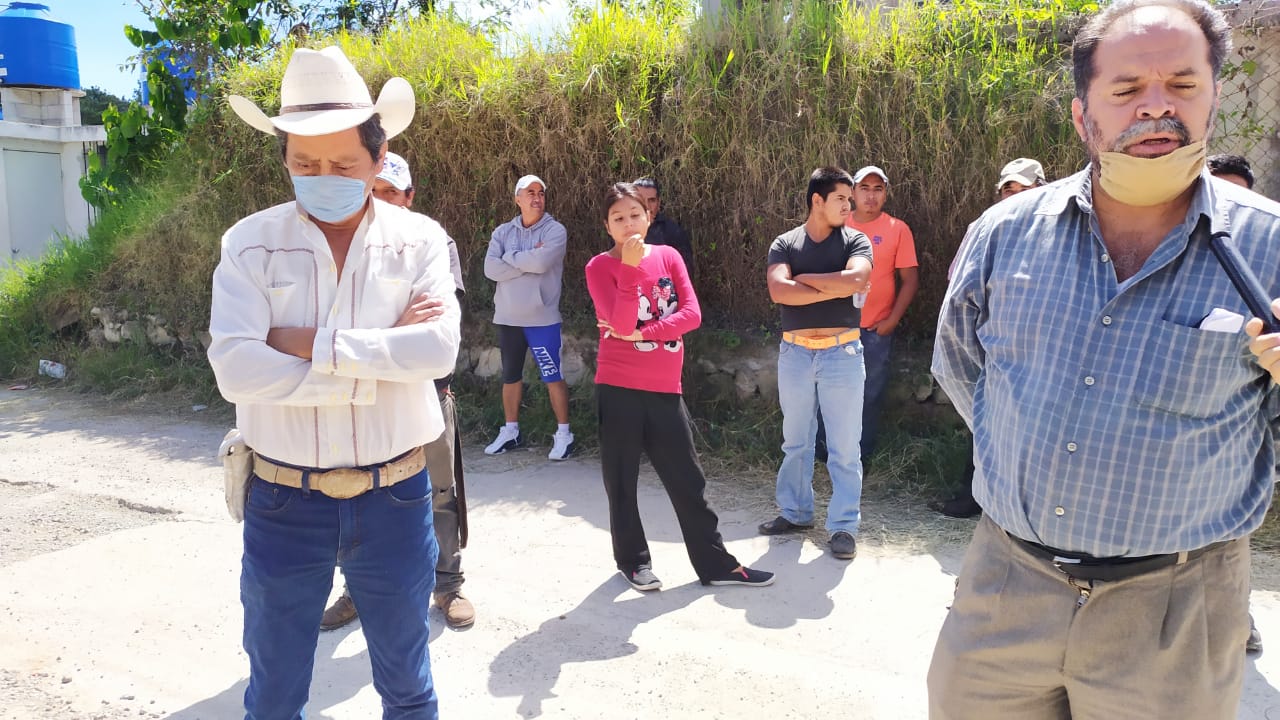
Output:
[483,213,567,327]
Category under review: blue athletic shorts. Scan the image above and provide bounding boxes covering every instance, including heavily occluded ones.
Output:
[497,323,563,383]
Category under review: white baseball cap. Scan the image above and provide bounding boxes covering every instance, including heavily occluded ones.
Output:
[514,174,546,195]
[852,166,889,184]
[376,152,413,191]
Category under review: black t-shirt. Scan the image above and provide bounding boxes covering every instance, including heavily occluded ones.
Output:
[645,214,694,276]
[767,225,873,331]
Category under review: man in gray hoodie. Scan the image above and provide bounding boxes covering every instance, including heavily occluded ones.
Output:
[483,174,574,460]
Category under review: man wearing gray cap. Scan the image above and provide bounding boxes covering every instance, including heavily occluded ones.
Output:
[211,46,456,719]
[934,157,1050,520]
[995,157,1048,200]
[483,174,574,460]
[321,151,477,632]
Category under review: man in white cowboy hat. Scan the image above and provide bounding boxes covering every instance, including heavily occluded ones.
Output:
[320,151,478,633]
[208,46,458,719]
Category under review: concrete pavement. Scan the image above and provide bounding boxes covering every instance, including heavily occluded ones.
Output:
[2,387,1280,719]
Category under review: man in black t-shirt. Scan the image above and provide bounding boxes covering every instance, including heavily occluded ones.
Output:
[633,177,695,275]
[759,167,873,560]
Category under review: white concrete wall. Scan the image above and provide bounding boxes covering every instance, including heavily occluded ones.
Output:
[0,120,105,262]
[0,88,83,127]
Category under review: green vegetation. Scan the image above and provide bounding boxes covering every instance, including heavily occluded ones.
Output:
[78,87,132,126]
[1,0,1093,493]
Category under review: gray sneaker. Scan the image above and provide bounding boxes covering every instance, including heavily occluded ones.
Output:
[1248,615,1263,653]
[622,566,662,591]
[830,532,857,560]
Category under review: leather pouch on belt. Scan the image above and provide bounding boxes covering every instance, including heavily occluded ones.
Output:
[219,428,253,523]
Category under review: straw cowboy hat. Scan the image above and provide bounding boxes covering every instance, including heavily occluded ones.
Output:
[227,46,414,138]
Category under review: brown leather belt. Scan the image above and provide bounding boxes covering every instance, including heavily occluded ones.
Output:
[781,329,861,350]
[1007,532,1231,583]
[253,446,426,500]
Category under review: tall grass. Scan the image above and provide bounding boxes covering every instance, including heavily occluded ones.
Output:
[169,0,1087,338]
[0,0,1084,486]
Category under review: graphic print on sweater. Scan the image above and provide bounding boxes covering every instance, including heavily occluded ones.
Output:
[634,277,681,353]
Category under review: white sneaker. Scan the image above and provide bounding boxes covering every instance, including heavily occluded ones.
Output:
[548,430,575,460]
[484,426,522,455]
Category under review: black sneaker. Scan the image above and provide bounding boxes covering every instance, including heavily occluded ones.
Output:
[622,566,662,591]
[931,493,982,519]
[830,531,857,560]
[703,566,775,587]
[758,515,813,535]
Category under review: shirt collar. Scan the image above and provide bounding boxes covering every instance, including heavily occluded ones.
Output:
[1039,165,1217,231]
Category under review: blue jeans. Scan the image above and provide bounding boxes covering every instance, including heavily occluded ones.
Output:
[859,329,894,457]
[775,339,866,534]
[241,469,439,720]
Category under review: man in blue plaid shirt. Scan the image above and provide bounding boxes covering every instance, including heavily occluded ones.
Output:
[929,1,1280,717]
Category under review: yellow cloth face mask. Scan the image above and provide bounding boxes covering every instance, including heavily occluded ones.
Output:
[1097,140,1206,207]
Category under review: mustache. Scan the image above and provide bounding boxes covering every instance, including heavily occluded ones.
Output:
[1109,117,1191,151]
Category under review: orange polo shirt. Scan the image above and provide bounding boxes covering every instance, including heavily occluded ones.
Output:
[846,212,918,328]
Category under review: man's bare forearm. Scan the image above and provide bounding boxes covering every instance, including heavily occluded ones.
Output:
[769,278,843,306]
[793,270,868,297]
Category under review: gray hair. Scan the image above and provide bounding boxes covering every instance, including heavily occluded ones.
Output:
[1072,0,1232,102]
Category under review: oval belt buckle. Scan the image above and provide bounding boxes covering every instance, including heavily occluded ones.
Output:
[320,470,366,500]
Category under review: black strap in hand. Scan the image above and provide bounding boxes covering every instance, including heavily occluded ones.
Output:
[1198,216,1280,334]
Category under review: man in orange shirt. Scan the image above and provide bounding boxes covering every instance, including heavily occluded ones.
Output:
[846,166,918,459]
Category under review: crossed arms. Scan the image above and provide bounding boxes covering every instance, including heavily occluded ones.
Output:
[767,256,872,306]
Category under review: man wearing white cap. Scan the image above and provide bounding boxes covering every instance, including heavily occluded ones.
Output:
[319,151,477,632]
[482,174,574,460]
[995,157,1048,200]
[935,157,1050,521]
[846,165,918,460]
[209,46,458,719]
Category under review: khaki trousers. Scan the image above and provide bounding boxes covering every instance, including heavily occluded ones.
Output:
[928,515,1250,720]
[424,388,463,594]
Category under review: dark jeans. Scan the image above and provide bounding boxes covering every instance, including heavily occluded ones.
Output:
[859,329,894,457]
[596,383,740,581]
[241,470,439,719]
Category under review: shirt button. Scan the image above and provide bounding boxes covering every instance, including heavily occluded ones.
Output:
[1066,442,1078,452]
[1084,376,1096,386]
[1055,506,1066,517]
[1100,253,1110,263]
[1101,315,1113,326]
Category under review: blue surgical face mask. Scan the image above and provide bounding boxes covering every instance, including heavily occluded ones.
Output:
[291,174,370,223]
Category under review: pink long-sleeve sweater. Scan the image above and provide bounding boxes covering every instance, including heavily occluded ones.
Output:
[584,244,700,394]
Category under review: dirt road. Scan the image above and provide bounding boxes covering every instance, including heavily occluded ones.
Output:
[3,387,1280,719]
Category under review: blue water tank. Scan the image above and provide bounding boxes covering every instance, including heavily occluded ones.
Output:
[139,42,200,106]
[0,2,80,90]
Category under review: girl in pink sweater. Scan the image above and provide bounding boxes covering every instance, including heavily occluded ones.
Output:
[584,182,774,592]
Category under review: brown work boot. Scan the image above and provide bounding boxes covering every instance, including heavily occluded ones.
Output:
[435,590,475,629]
[320,593,358,631]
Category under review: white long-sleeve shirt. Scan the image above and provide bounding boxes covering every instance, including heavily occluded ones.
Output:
[208,199,461,469]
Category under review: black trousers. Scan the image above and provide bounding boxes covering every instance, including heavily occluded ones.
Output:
[596,383,739,581]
